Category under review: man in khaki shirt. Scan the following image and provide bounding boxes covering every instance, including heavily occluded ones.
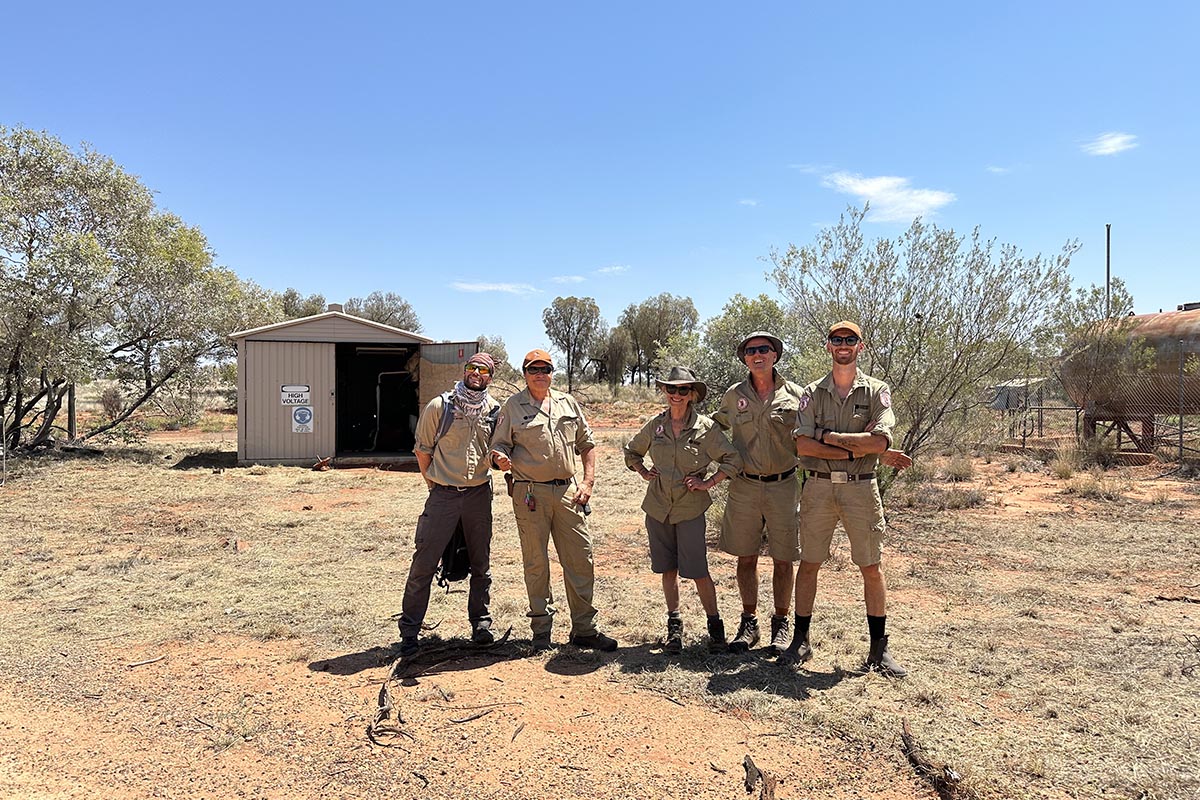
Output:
[713,332,806,654]
[491,349,617,653]
[784,321,910,677]
[398,352,501,657]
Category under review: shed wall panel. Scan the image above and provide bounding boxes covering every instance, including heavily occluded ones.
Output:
[243,341,335,462]
[246,317,423,344]
[418,341,480,407]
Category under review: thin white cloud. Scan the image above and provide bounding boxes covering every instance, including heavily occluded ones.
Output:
[551,275,585,284]
[738,198,759,207]
[594,265,630,275]
[1081,131,1138,156]
[986,165,1011,175]
[788,162,832,174]
[821,171,956,222]
[452,281,538,295]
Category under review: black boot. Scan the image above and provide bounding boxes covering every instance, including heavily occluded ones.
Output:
[706,617,726,652]
[664,616,683,653]
[865,635,907,677]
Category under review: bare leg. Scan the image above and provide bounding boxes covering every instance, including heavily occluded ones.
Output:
[771,559,794,616]
[794,559,822,615]
[860,563,887,616]
[693,576,718,616]
[736,555,758,614]
[662,570,680,613]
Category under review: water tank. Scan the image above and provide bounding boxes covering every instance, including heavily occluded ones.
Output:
[1059,308,1200,418]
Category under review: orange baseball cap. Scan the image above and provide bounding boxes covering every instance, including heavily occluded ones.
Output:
[522,349,554,369]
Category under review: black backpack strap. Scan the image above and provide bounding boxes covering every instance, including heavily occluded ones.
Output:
[431,392,456,450]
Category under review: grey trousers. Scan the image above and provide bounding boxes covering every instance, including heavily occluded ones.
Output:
[399,482,492,639]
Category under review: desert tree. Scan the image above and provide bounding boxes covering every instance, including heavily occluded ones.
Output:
[617,293,699,386]
[542,296,602,392]
[768,205,1077,455]
[277,288,328,319]
[344,290,422,332]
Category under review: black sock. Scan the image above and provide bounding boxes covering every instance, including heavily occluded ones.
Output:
[867,614,886,640]
[794,614,812,640]
[707,614,721,624]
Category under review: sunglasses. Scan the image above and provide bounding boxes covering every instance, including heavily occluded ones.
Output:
[828,335,860,346]
[743,344,775,356]
[524,365,553,375]
[662,384,693,396]
[464,364,491,375]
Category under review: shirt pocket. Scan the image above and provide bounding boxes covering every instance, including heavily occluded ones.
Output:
[679,441,704,473]
[557,415,580,449]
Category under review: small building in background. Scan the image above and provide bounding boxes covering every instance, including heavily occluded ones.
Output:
[230,306,479,465]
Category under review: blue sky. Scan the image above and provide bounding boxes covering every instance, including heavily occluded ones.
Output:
[4,2,1196,366]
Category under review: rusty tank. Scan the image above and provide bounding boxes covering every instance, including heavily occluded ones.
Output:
[1058,307,1200,449]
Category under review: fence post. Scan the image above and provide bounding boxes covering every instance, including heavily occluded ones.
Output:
[1180,339,1186,463]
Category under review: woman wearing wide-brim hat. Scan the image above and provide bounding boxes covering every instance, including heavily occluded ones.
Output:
[623,366,742,653]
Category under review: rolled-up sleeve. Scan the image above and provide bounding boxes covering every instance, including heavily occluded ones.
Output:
[572,399,596,455]
[490,397,516,458]
[413,397,443,455]
[705,426,742,478]
[792,389,816,440]
[870,383,895,447]
[623,419,654,471]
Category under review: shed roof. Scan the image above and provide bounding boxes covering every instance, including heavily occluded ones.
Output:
[230,311,434,343]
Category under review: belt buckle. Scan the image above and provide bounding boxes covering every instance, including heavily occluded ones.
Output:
[830,471,849,484]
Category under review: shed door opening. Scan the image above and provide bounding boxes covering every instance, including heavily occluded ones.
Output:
[336,343,420,454]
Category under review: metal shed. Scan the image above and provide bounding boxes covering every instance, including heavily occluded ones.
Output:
[230,308,479,466]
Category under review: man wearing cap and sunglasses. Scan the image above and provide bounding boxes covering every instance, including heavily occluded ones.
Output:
[784,321,910,677]
[490,349,618,653]
[713,331,808,654]
[397,352,502,657]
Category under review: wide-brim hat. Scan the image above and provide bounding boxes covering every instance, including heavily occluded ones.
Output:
[655,365,707,402]
[736,331,784,360]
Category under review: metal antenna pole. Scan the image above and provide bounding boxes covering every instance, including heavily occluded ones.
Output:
[1105,223,1111,317]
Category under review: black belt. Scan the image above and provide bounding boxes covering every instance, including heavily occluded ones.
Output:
[811,471,875,483]
[741,467,796,483]
[528,478,571,486]
[434,482,488,492]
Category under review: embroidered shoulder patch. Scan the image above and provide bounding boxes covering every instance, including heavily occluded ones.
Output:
[496,413,505,427]
[655,424,664,436]
[879,389,891,408]
[798,393,810,412]
[736,397,749,411]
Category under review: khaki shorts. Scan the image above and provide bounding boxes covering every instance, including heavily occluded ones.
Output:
[798,476,885,566]
[719,475,800,562]
[645,514,709,579]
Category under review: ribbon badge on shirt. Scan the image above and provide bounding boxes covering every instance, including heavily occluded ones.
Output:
[737,397,748,411]
[655,424,664,436]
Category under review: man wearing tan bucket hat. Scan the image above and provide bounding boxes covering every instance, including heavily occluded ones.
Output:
[785,320,910,676]
[491,349,618,653]
[713,331,808,654]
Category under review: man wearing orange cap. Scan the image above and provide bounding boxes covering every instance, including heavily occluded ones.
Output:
[398,352,501,657]
[490,349,618,653]
[785,321,909,676]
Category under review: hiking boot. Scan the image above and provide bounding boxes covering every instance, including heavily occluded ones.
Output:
[865,635,908,678]
[767,614,790,654]
[471,621,495,645]
[399,637,420,657]
[779,633,812,665]
[706,617,727,652]
[570,631,619,652]
[728,614,760,653]
[664,616,683,653]
[529,632,554,653]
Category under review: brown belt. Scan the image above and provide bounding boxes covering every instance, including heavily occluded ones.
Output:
[810,471,875,483]
[741,467,796,483]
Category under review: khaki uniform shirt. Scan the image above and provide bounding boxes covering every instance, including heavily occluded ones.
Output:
[794,369,895,475]
[413,392,501,487]
[623,407,742,524]
[713,371,805,477]
[491,388,595,483]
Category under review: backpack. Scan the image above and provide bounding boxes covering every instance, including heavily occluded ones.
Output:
[435,521,471,589]
[431,393,499,589]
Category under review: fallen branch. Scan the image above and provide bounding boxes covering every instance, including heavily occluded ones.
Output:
[436,701,523,711]
[449,709,493,724]
[709,761,727,774]
[126,655,165,668]
[511,721,525,742]
[900,717,972,800]
[742,755,777,799]
[1152,595,1200,604]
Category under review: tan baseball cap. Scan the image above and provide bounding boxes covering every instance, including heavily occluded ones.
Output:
[828,320,863,338]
